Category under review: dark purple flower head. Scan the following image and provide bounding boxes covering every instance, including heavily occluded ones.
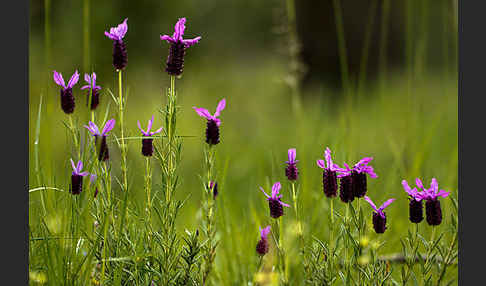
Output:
[105,18,128,70]
[160,18,201,48]
[194,99,226,145]
[160,18,201,76]
[317,148,340,198]
[285,148,299,181]
[70,159,89,195]
[256,225,271,255]
[70,159,89,177]
[104,18,128,41]
[137,115,163,136]
[81,73,102,110]
[84,119,116,137]
[260,182,290,219]
[364,195,395,219]
[337,157,377,198]
[53,70,79,114]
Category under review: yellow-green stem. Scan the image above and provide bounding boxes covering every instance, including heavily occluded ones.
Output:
[166,75,176,203]
[68,115,80,158]
[118,70,128,193]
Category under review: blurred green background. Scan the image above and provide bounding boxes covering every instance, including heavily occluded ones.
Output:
[29,0,457,283]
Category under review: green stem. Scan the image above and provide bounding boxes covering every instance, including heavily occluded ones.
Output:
[329,198,335,284]
[291,182,305,266]
[118,70,127,193]
[166,75,176,204]
[68,115,80,159]
[145,157,152,221]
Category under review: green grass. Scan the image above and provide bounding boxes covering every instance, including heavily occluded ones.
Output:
[29,54,457,284]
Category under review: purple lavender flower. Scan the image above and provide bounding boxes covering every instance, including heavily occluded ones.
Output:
[285,148,299,181]
[402,179,426,223]
[364,196,395,234]
[160,18,201,76]
[420,178,450,226]
[84,119,116,161]
[105,18,128,70]
[53,70,79,114]
[70,159,89,195]
[317,147,341,198]
[260,182,290,219]
[137,115,163,157]
[337,163,354,203]
[81,72,102,110]
[256,225,271,256]
[90,174,99,198]
[193,98,226,146]
[339,157,377,199]
[208,181,218,199]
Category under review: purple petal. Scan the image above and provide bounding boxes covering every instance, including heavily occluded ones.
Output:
[70,159,77,172]
[79,171,89,177]
[415,178,424,190]
[378,198,395,211]
[214,98,226,117]
[147,115,154,133]
[53,71,66,88]
[105,31,118,40]
[362,165,378,178]
[160,35,176,43]
[355,157,373,168]
[84,121,100,136]
[324,147,332,168]
[193,107,212,119]
[317,159,326,169]
[151,127,163,135]
[279,200,291,208]
[437,190,450,198]
[102,119,116,136]
[364,195,379,213]
[67,70,79,88]
[84,73,91,84]
[77,160,83,172]
[214,118,222,127]
[271,182,281,198]
[137,120,146,135]
[287,148,296,163]
[402,180,412,193]
[182,36,201,48]
[80,85,90,90]
[90,173,97,183]
[430,178,439,193]
[261,225,271,239]
[260,187,270,199]
[116,18,128,39]
[91,73,97,87]
[173,18,186,41]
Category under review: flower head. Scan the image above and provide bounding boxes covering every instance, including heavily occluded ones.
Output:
[337,157,377,178]
[260,182,290,218]
[137,115,163,136]
[316,147,341,171]
[81,73,101,91]
[193,98,226,127]
[84,119,116,137]
[285,148,299,181]
[70,159,89,177]
[53,70,79,90]
[160,18,201,48]
[363,196,395,218]
[104,18,128,41]
[256,225,271,255]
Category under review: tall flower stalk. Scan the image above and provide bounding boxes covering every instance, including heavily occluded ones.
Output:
[193,98,226,283]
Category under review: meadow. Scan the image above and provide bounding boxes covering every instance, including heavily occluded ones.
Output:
[29,1,458,285]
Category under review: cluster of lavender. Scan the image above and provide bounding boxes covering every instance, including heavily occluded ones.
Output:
[255,147,451,256]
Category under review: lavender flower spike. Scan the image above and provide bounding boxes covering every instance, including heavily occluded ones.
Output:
[260,182,290,219]
[256,225,271,256]
[364,196,395,234]
[137,115,163,157]
[337,163,354,203]
[53,70,79,114]
[105,18,128,70]
[285,148,299,181]
[81,72,102,110]
[337,156,377,199]
[193,98,226,145]
[402,179,425,223]
[84,119,116,161]
[160,18,201,76]
[422,178,450,226]
[70,159,89,195]
[317,147,341,198]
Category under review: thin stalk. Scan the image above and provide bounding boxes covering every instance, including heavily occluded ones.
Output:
[202,145,217,284]
[291,182,305,267]
[329,198,335,284]
[166,75,176,203]
[145,157,152,221]
[68,115,80,158]
[118,70,128,193]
